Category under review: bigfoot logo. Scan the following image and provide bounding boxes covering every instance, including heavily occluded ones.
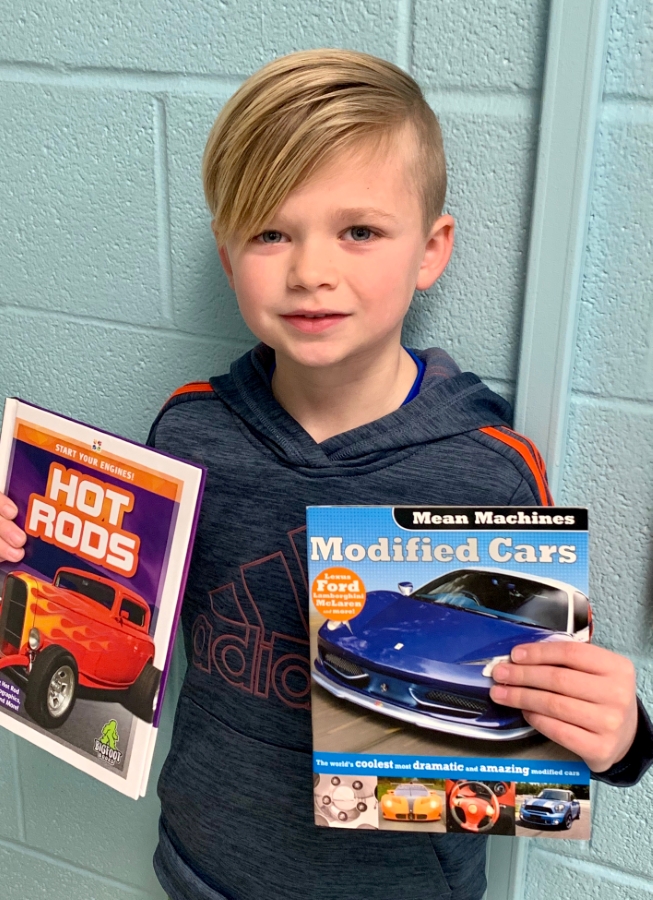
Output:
[191,527,311,710]
[94,719,123,766]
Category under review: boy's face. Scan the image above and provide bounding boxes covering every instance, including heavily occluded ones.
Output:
[218,133,454,373]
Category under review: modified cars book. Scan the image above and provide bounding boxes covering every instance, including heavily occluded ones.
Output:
[308,505,591,839]
[0,399,205,798]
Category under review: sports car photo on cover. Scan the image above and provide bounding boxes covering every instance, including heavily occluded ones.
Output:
[312,567,592,741]
[380,781,443,822]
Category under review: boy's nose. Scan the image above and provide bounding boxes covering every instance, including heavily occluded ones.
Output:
[287,241,338,292]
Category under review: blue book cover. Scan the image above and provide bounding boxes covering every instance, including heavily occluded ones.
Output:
[308,506,591,838]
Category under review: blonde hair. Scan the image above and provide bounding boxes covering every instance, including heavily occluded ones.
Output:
[202,49,446,244]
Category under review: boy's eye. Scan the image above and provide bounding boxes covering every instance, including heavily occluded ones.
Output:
[257,230,285,244]
[345,226,374,242]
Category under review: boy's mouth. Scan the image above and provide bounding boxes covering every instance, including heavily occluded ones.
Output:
[280,311,349,334]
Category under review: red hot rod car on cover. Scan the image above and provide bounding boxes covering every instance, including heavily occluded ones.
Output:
[0,567,161,728]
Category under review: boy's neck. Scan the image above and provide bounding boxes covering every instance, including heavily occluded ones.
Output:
[270,342,418,443]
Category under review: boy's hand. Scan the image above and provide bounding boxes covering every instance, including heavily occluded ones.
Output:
[0,492,26,563]
[489,642,638,773]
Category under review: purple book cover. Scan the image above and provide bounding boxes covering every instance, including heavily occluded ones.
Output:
[0,399,205,798]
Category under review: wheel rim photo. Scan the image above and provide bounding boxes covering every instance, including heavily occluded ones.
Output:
[47,665,75,717]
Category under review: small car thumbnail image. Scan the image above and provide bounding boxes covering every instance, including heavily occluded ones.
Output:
[377,779,445,832]
[314,774,378,828]
[516,785,588,835]
[445,780,516,835]
[314,568,592,742]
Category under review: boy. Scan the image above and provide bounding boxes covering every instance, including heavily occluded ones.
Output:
[0,49,651,900]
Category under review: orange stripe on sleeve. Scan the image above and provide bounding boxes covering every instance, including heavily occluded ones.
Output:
[479,426,552,506]
[167,382,214,401]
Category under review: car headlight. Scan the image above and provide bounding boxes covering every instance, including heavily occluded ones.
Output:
[28,628,42,651]
[429,800,438,808]
[461,655,510,677]
[554,804,565,812]
[383,799,393,807]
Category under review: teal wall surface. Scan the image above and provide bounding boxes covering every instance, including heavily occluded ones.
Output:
[0,1,650,899]
[526,2,653,897]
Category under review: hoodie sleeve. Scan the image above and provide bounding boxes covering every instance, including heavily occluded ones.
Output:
[506,476,546,506]
[591,699,653,787]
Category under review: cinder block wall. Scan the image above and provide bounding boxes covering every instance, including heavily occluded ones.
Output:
[0,2,650,898]
[525,2,653,898]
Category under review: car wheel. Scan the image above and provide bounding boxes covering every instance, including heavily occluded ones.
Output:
[563,812,573,830]
[25,645,78,729]
[122,662,162,723]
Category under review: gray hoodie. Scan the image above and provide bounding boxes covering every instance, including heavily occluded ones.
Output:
[147,344,554,900]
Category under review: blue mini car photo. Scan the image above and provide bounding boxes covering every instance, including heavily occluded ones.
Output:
[313,567,592,741]
[519,789,581,829]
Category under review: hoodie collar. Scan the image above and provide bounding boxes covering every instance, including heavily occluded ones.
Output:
[210,344,511,471]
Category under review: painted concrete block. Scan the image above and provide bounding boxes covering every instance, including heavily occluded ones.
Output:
[525,849,653,899]
[0,842,163,900]
[0,84,162,327]
[0,732,21,841]
[561,398,653,658]
[403,103,538,383]
[413,0,548,90]
[586,660,653,880]
[165,93,255,342]
[0,0,398,75]
[605,0,653,99]
[574,113,653,401]
[0,309,250,442]
[16,742,162,894]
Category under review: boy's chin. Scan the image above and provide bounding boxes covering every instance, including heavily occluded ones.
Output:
[274,345,364,371]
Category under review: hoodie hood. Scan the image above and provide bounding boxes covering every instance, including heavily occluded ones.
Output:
[209,344,512,470]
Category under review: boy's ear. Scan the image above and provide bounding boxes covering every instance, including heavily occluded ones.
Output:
[213,221,235,289]
[415,214,455,291]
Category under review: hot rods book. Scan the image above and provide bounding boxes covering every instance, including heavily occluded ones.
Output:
[0,399,205,799]
[308,506,591,839]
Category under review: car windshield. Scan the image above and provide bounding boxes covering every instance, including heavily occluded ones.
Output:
[54,571,115,610]
[411,571,569,631]
[394,784,429,797]
[539,790,569,801]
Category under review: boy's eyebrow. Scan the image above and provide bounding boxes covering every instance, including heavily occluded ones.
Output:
[332,207,399,222]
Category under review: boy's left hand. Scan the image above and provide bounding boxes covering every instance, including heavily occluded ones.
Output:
[489,642,638,773]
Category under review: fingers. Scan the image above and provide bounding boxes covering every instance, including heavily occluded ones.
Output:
[489,641,639,772]
[518,714,607,766]
[491,662,609,705]
[508,640,621,675]
[0,493,26,563]
[490,682,612,734]
[0,494,18,520]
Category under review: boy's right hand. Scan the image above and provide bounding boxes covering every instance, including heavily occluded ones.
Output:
[0,493,26,563]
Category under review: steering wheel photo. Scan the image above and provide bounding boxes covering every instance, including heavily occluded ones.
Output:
[448,781,501,833]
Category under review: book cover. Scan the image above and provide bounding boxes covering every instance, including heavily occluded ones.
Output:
[309,506,591,838]
[0,399,205,799]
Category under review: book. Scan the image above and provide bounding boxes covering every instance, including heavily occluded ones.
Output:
[308,505,591,838]
[0,399,205,799]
